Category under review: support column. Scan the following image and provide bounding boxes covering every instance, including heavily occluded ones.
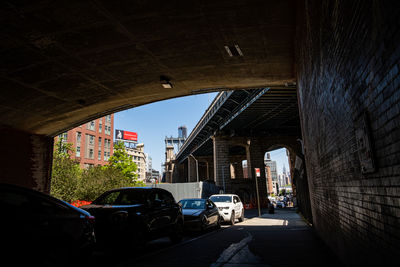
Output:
[213,135,231,193]
[172,161,185,183]
[206,157,214,181]
[233,160,244,179]
[245,144,252,179]
[0,128,54,193]
[188,156,197,182]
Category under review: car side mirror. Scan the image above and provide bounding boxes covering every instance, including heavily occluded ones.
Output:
[207,204,213,209]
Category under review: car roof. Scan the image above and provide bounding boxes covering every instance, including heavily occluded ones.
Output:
[0,183,89,215]
[210,194,237,197]
[179,198,206,201]
[105,187,165,193]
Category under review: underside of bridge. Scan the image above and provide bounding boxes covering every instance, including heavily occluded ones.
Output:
[168,87,310,221]
[1,0,399,265]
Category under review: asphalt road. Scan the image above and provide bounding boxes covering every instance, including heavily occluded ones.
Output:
[87,208,341,267]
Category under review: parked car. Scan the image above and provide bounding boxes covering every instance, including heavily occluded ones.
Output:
[81,187,183,247]
[209,194,244,225]
[276,201,285,208]
[178,198,221,232]
[0,183,96,266]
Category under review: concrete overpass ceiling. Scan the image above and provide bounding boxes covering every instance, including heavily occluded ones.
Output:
[222,86,301,135]
[179,86,300,161]
[0,0,296,136]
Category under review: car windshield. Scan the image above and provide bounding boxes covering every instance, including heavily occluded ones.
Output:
[209,196,232,203]
[93,190,148,205]
[179,199,206,209]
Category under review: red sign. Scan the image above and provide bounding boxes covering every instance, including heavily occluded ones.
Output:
[115,129,138,141]
[255,168,260,177]
[123,131,137,141]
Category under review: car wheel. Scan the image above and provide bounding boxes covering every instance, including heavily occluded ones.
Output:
[229,211,235,225]
[238,209,244,222]
[170,220,183,243]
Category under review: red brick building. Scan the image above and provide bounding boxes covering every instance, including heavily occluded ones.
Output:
[56,114,114,169]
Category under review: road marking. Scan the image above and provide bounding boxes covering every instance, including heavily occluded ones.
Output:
[210,231,269,266]
[211,232,252,266]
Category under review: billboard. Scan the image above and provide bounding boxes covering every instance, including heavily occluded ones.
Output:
[115,129,138,141]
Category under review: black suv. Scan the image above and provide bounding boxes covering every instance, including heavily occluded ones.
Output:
[81,187,183,247]
[0,183,96,266]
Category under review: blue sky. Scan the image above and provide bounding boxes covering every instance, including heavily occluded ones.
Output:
[114,92,289,174]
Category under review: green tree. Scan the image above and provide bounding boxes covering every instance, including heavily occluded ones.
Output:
[76,165,132,201]
[50,139,81,202]
[106,141,138,183]
[51,139,145,203]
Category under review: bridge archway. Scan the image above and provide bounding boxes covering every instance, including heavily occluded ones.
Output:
[1,1,399,265]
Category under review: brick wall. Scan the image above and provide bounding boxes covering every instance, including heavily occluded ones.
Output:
[0,128,53,193]
[297,0,400,264]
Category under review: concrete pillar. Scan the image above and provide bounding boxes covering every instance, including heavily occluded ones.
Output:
[248,139,266,180]
[206,161,210,180]
[233,160,244,179]
[248,138,268,205]
[0,128,54,193]
[188,156,197,182]
[212,135,231,193]
[172,161,185,183]
[245,144,252,179]
[206,157,214,181]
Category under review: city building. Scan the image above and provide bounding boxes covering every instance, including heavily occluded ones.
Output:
[126,143,147,182]
[146,154,152,173]
[145,154,160,182]
[266,165,274,195]
[265,153,278,195]
[55,114,114,169]
[146,169,160,183]
[282,164,291,185]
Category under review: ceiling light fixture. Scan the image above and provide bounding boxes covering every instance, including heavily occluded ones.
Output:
[160,76,173,88]
[224,44,244,57]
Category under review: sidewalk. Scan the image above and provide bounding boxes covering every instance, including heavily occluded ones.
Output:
[213,208,342,266]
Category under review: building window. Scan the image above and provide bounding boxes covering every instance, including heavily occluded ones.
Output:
[106,115,111,122]
[105,138,111,149]
[89,135,94,145]
[104,151,110,161]
[87,120,95,131]
[76,132,81,144]
[58,132,68,141]
[85,134,95,159]
[99,120,102,133]
[105,125,110,135]
[98,150,102,161]
[76,146,81,157]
